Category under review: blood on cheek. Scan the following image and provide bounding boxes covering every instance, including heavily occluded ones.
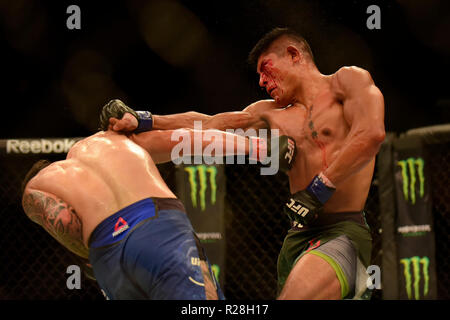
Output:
[261,62,284,95]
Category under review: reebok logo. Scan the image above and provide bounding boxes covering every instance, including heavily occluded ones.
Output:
[6,138,80,154]
[112,217,129,237]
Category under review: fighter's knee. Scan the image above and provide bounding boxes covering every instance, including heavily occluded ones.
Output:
[278,253,342,300]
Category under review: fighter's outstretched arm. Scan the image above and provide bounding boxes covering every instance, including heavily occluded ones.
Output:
[104,99,275,132]
[153,111,254,131]
[22,188,88,259]
[325,66,386,185]
[130,129,250,164]
[153,99,278,130]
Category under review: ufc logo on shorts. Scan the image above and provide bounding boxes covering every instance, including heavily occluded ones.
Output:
[284,139,295,164]
[286,199,309,217]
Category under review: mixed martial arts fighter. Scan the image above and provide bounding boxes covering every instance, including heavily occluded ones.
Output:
[104,27,385,300]
[21,108,261,300]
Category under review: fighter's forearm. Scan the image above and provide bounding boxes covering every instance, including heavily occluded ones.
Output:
[153,111,253,131]
[323,127,385,186]
[189,129,250,157]
[132,129,250,164]
[152,112,212,130]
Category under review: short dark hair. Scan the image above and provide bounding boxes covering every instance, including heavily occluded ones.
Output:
[248,27,314,68]
[21,160,52,196]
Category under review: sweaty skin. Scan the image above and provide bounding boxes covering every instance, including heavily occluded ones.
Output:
[252,86,378,213]
[22,130,249,253]
[22,131,176,253]
[22,129,248,300]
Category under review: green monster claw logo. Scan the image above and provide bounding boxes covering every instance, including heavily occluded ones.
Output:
[397,157,425,204]
[400,256,430,300]
[185,165,217,211]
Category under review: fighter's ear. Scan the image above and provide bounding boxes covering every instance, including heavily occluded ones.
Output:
[286,45,301,63]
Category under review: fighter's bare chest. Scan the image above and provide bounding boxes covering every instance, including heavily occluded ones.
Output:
[262,96,347,148]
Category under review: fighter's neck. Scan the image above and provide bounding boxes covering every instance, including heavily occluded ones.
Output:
[293,72,331,109]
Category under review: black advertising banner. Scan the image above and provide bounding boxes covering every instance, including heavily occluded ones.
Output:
[175,163,226,287]
[393,136,437,300]
[377,134,399,299]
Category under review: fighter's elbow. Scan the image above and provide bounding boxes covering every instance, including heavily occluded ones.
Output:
[353,126,385,155]
[362,128,385,156]
[370,127,386,145]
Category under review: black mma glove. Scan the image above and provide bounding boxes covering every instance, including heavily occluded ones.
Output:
[99,99,153,133]
[284,173,336,227]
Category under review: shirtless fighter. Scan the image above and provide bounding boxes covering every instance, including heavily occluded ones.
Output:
[103,27,385,299]
[20,106,258,300]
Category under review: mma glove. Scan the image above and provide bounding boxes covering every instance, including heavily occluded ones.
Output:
[248,135,296,173]
[99,99,153,133]
[284,173,336,227]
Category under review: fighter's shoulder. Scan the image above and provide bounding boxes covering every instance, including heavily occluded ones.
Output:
[24,161,64,192]
[332,66,375,89]
[242,99,278,113]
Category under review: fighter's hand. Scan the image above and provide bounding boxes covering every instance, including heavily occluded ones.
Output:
[108,112,138,132]
[284,173,336,227]
[99,99,153,133]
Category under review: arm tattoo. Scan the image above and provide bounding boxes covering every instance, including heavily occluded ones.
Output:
[22,190,89,259]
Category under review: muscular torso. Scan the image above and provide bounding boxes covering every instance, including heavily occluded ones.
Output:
[260,88,375,213]
[27,131,176,246]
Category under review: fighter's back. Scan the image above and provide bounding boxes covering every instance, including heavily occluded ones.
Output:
[26,130,176,246]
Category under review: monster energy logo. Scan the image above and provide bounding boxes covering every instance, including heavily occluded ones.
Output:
[185,165,217,211]
[400,256,430,300]
[397,157,425,204]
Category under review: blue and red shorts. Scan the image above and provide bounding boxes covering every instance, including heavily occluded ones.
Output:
[88,197,224,300]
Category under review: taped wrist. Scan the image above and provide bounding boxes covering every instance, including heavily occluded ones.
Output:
[306,173,336,204]
[135,111,153,133]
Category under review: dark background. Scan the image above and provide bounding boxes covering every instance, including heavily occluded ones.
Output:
[1,0,449,139]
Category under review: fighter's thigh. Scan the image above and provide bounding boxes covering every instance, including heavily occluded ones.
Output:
[278,252,341,300]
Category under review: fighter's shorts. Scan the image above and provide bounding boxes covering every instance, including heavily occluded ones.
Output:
[277,211,372,299]
[88,197,224,300]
